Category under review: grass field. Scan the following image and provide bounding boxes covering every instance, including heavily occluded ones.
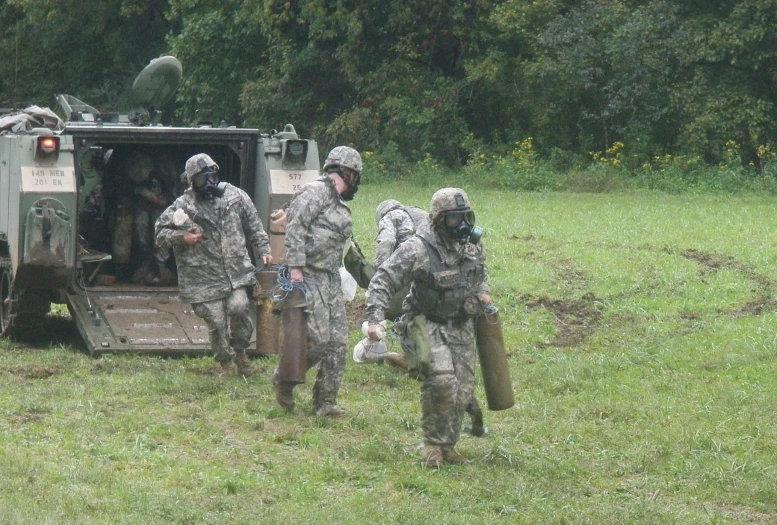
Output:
[2,185,777,524]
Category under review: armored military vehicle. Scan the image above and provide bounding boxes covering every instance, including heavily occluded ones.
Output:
[0,56,321,355]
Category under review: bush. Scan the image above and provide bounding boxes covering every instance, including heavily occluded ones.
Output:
[363,138,777,196]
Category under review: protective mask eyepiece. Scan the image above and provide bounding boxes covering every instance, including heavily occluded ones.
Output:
[192,169,218,188]
[443,210,475,229]
[441,209,480,244]
[193,169,225,200]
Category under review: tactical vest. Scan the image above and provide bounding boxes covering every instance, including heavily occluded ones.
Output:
[410,225,486,322]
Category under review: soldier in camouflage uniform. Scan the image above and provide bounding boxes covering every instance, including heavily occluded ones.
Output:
[374,199,429,269]
[367,188,491,467]
[155,153,272,377]
[375,199,489,437]
[130,154,176,285]
[273,146,363,417]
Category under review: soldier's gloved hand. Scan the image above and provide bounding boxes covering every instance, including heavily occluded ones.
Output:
[478,293,493,307]
[290,267,304,283]
[367,323,383,342]
[183,227,204,246]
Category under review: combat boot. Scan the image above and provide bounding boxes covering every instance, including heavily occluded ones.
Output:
[219,360,235,378]
[441,447,471,465]
[421,445,443,469]
[313,404,345,417]
[463,423,489,437]
[465,397,487,436]
[151,266,176,286]
[385,352,408,372]
[274,380,296,410]
[234,352,255,376]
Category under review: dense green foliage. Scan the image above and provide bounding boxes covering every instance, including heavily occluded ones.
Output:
[0,0,170,112]
[2,0,777,170]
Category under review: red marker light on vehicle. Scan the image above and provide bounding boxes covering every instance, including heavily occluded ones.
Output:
[35,135,60,159]
[40,137,57,152]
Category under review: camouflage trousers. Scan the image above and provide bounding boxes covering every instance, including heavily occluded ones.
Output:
[274,268,348,409]
[192,287,253,363]
[419,318,477,447]
[135,208,169,265]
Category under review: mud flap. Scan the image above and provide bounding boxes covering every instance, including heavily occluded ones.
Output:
[66,289,256,356]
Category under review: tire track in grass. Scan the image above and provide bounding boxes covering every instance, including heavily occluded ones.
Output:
[669,247,777,317]
[521,248,604,349]
[525,292,603,349]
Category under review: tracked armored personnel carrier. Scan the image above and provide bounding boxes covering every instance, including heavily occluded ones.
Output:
[0,57,320,355]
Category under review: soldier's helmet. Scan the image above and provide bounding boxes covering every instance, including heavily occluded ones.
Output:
[126,152,154,183]
[430,188,471,222]
[185,153,219,184]
[322,146,362,174]
[375,199,403,225]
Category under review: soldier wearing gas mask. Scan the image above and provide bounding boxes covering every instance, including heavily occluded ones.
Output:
[366,188,491,468]
[371,198,489,437]
[155,153,272,377]
[272,146,362,417]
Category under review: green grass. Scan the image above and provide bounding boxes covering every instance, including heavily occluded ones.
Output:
[3,186,777,523]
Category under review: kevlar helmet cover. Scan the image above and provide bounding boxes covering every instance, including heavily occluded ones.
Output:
[184,153,218,184]
[430,187,470,222]
[323,146,362,173]
[375,199,402,225]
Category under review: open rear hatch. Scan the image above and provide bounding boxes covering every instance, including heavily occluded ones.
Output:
[67,285,255,356]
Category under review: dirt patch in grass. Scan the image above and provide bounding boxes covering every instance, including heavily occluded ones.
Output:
[7,413,46,424]
[188,363,232,377]
[732,297,777,317]
[345,298,368,331]
[527,293,603,348]
[674,248,774,290]
[518,254,603,348]
[90,361,121,374]
[4,365,62,379]
[703,503,776,525]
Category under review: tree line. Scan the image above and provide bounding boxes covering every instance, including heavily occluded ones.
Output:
[2,0,776,169]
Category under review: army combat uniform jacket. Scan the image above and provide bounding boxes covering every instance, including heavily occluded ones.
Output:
[367,217,489,325]
[375,205,429,268]
[285,176,353,272]
[154,183,270,304]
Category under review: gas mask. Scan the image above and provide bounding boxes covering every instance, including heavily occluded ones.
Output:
[339,169,361,201]
[192,168,226,200]
[442,209,483,245]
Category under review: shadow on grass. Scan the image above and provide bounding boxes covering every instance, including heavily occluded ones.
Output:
[6,313,86,352]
